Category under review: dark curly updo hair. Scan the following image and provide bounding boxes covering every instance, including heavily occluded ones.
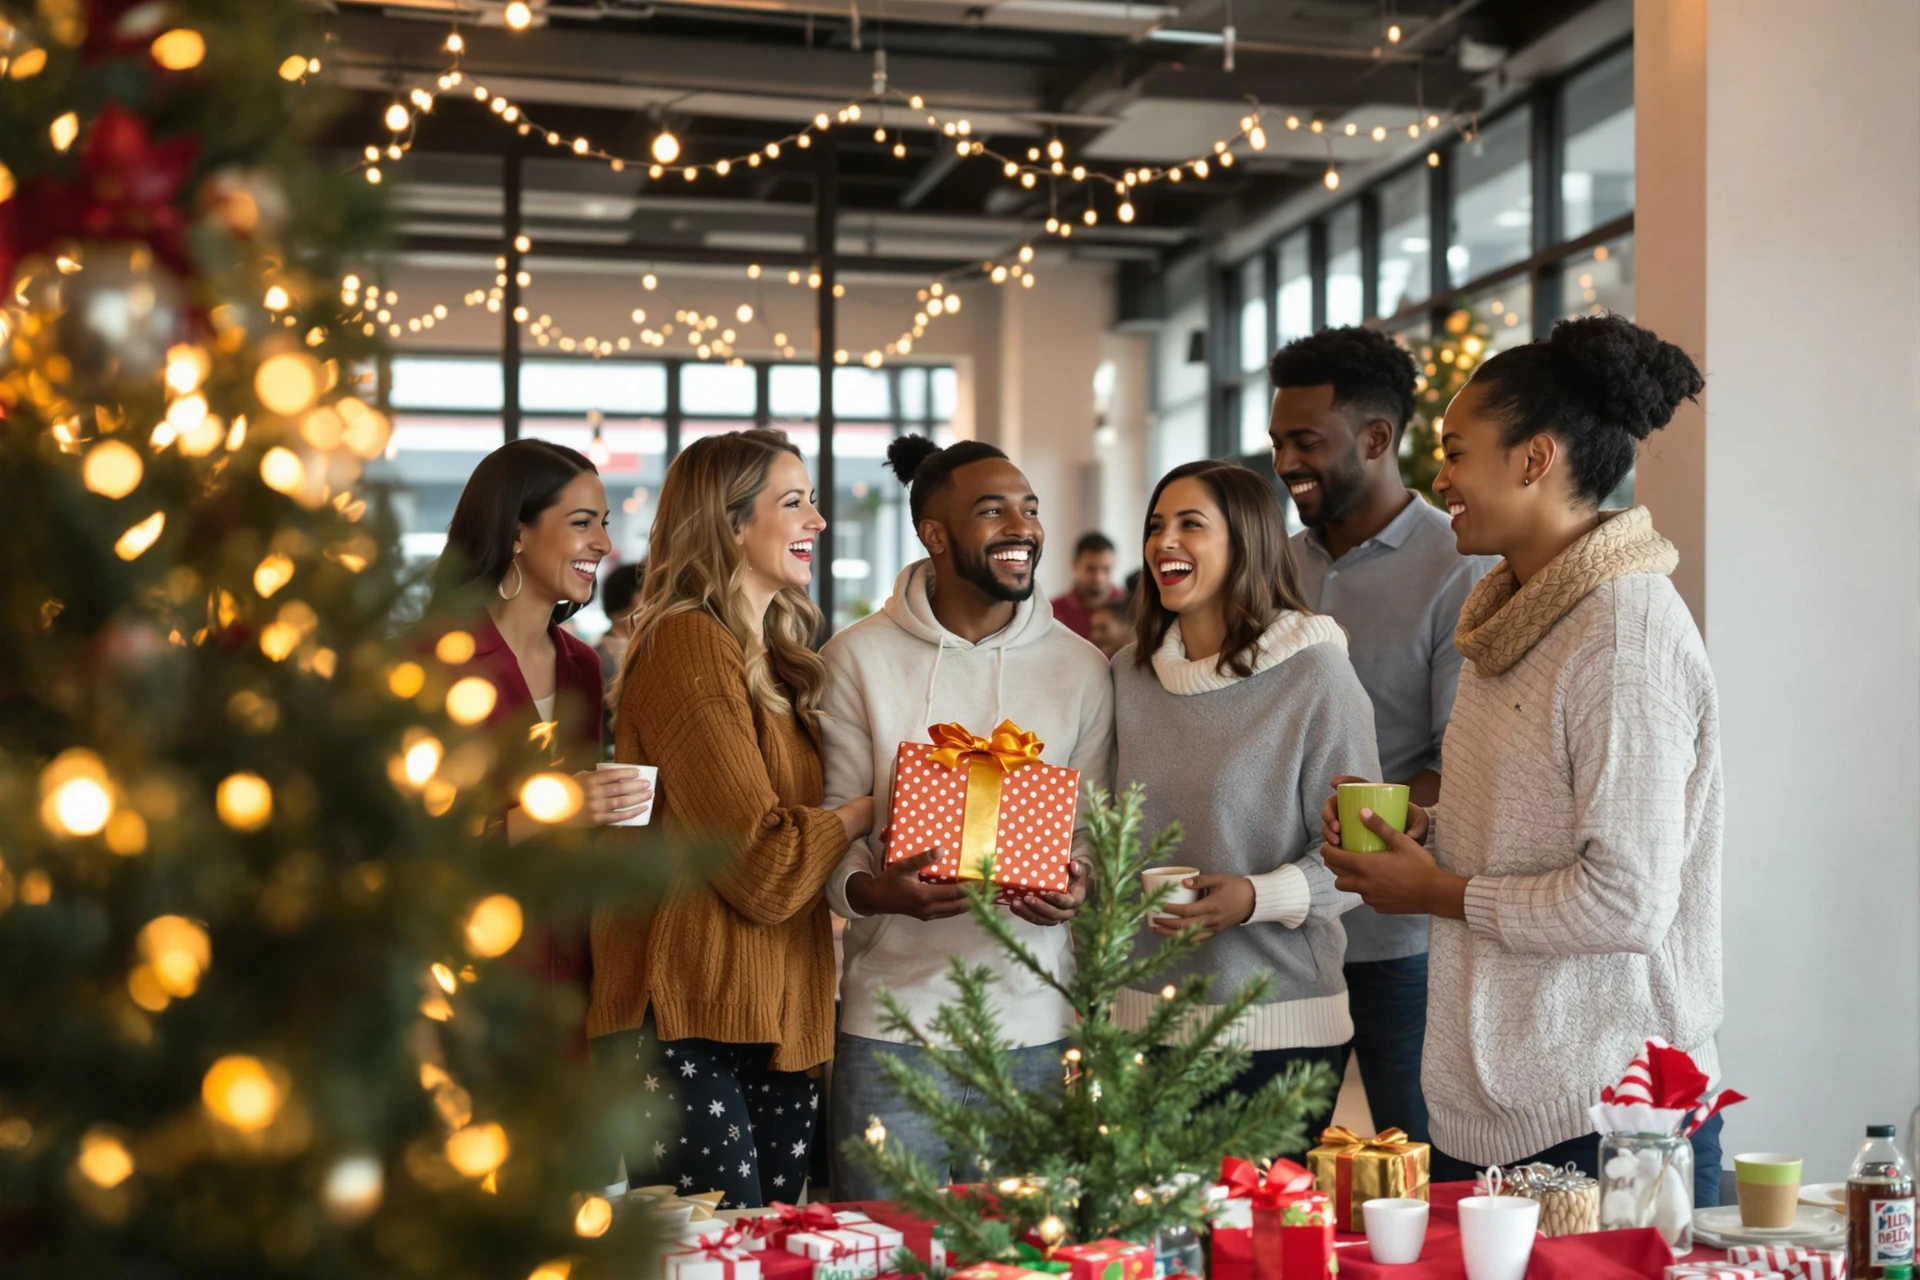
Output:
[885,434,1010,524]
[1268,325,1419,441]
[1472,314,1703,506]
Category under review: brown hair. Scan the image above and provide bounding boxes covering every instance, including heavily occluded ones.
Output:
[624,429,827,728]
[1131,460,1313,677]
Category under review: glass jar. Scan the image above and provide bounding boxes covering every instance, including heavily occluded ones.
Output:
[1599,1132,1693,1253]
[1151,1220,1203,1279]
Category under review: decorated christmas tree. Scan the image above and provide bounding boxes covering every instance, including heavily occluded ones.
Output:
[0,3,660,1274]
[841,787,1338,1264]
[1400,306,1497,499]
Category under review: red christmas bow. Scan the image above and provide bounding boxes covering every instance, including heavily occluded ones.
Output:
[749,1202,840,1240]
[1220,1156,1316,1208]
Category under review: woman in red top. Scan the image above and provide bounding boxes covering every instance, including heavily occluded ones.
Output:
[431,440,653,932]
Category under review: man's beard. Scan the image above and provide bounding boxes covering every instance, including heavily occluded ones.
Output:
[951,538,1040,603]
[1298,447,1368,528]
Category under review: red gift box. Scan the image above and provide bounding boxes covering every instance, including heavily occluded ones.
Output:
[885,721,1079,894]
[1219,1157,1335,1280]
[755,1248,817,1280]
[1052,1239,1151,1280]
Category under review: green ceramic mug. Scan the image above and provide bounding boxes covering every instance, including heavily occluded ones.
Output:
[1337,782,1411,853]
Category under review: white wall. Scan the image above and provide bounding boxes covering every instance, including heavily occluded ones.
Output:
[1636,0,1920,1177]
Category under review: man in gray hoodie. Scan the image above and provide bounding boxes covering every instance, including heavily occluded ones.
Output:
[819,435,1115,1200]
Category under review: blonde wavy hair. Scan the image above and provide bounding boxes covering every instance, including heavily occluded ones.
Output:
[623,429,828,728]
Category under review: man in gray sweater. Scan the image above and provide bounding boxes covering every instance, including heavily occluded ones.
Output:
[1269,327,1496,1144]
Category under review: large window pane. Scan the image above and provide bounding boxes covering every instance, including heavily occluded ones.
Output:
[1326,205,1363,328]
[1153,403,1208,479]
[1462,277,1532,354]
[1238,256,1268,373]
[833,367,893,419]
[1561,234,1635,320]
[1450,107,1533,285]
[1157,299,1210,409]
[1377,166,1431,316]
[1237,383,1270,456]
[930,368,958,424]
[364,416,503,563]
[389,357,503,411]
[1275,232,1311,344]
[681,363,757,417]
[1560,47,1634,239]
[520,360,667,414]
[899,367,928,422]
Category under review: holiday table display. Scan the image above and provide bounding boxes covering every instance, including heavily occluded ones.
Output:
[885,721,1080,893]
[1306,1126,1432,1233]
[1725,1246,1849,1280]
[0,2,665,1277]
[1594,1039,1747,1253]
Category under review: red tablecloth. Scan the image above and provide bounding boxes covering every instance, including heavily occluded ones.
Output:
[1328,1182,1730,1279]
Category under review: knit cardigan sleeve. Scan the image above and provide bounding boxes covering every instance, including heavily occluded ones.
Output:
[1460,610,1699,955]
[624,612,848,927]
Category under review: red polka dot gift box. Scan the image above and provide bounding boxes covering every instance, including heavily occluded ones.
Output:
[884,721,1081,896]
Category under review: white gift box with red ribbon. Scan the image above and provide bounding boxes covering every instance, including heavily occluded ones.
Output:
[785,1220,907,1280]
[1726,1245,1849,1280]
[664,1232,763,1280]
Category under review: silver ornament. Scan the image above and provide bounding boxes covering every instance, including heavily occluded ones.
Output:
[44,243,191,403]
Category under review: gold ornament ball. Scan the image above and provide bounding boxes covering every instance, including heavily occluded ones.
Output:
[40,244,192,403]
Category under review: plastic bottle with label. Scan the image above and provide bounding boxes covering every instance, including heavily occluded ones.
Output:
[1849,1124,1916,1279]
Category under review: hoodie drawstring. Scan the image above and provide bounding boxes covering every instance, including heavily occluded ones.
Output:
[921,641,946,731]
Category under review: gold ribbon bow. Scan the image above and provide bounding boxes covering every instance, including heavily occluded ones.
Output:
[924,721,1044,881]
[1319,1126,1414,1155]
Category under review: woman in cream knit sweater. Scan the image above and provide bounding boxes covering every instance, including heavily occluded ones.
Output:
[1320,315,1726,1209]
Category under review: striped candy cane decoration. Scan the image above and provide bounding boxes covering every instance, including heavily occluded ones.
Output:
[1599,1037,1669,1105]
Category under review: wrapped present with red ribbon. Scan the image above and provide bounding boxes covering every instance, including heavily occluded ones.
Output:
[1665,1265,1787,1280]
[665,1230,764,1280]
[1050,1238,1151,1280]
[828,1200,946,1269]
[1305,1125,1431,1233]
[1236,1158,1336,1280]
[785,1219,907,1280]
[754,1247,817,1280]
[885,721,1080,894]
[742,1202,843,1253]
[1725,1245,1848,1280]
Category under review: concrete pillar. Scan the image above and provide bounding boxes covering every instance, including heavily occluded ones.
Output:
[1635,0,1920,1174]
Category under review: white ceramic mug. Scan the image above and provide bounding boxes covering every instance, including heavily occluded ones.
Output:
[1140,865,1199,924]
[596,762,658,827]
[1457,1195,1540,1280]
[1362,1197,1430,1265]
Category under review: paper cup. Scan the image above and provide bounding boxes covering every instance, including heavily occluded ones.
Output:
[1141,865,1199,924]
[1457,1195,1539,1280]
[1337,782,1410,852]
[1735,1153,1803,1229]
[1362,1197,1430,1265]
[596,763,658,827]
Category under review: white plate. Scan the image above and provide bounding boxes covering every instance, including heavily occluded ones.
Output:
[1692,1203,1846,1248]
[1800,1182,1847,1212]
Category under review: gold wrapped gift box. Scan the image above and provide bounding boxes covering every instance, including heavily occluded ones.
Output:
[1304,1126,1431,1233]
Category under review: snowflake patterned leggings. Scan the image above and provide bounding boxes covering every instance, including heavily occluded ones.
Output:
[590,1021,821,1209]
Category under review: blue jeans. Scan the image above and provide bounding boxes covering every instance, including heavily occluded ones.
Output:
[830,1032,1066,1201]
[1341,955,1431,1145]
[1430,1111,1725,1210]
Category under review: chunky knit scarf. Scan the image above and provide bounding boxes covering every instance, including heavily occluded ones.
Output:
[1455,506,1679,676]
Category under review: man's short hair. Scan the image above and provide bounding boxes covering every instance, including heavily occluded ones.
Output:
[1267,325,1419,441]
[1073,532,1115,560]
[601,561,644,616]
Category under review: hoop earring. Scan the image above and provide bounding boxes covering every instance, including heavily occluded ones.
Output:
[497,559,525,600]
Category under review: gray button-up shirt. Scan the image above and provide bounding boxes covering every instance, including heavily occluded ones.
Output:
[1292,493,1498,963]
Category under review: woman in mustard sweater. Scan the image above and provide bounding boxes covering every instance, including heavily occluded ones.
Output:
[591,429,874,1206]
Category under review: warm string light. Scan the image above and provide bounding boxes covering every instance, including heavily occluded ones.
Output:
[350,30,1472,218]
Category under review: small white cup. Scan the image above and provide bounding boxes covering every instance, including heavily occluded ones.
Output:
[1140,865,1199,924]
[1362,1198,1429,1265]
[596,762,658,827]
[1457,1195,1540,1280]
